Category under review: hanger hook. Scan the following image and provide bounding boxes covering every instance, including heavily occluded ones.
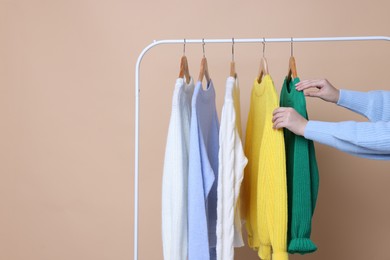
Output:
[262,37,266,57]
[291,37,293,56]
[232,37,235,62]
[202,38,206,57]
[183,38,186,55]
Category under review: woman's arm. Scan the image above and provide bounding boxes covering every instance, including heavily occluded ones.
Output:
[304,120,390,160]
[296,79,390,121]
[273,108,390,160]
[337,90,390,122]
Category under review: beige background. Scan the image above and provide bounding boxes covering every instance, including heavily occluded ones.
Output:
[1,0,390,259]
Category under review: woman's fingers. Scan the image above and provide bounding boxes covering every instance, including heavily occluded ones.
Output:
[272,107,290,128]
[272,108,286,123]
[295,79,325,91]
[296,78,339,103]
[272,107,308,136]
[273,117,286,130]
[272,107,286,116]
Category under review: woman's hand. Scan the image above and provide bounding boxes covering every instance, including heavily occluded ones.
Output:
[295,79,340,103]
[272,107,308,136]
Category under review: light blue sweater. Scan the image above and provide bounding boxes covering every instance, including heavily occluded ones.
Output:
[304,90,390,160]
[188,80,220,260]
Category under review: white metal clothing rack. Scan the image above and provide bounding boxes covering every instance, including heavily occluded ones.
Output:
[133,36,390,260]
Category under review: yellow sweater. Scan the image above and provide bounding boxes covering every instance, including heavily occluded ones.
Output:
[241,75,288,260]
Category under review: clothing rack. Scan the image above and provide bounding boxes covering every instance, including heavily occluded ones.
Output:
[133,36,390,260]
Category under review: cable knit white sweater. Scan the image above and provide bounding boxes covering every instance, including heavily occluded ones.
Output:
[216,76,248,260]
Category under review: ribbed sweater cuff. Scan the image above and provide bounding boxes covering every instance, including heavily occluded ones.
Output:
[288,238,317,254]
[258,245,271,260]
[272,251,289,260]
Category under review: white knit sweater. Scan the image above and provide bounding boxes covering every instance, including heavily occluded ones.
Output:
[216,76,248,260]
[162,77,194,260]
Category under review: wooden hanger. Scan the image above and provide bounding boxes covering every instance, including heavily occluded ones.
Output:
[287,56,298,79]
[230,38,237,78]
[198,39,211,84]
[178,39,191,84]
[257,38,269,83]
[257,57,269,83]
[179,55,191,84]
[287,38,298,79]
[230,61,236,78]
[198,57,211,83]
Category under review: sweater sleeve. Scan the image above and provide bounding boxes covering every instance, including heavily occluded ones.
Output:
[337,90,390,122]
[188,108,215,260]
[267,127,288,260]
[216,100,234,260]
[287,135,318,254]
[162,107,183,260]
[304,120,390,160]
[162,86,188,260]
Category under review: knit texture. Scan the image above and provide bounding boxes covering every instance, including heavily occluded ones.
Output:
[188,80,220,260]
[280,77,319,254]
[241,75,288,260]
[162,77,194,260]
[216,76,248,260]
[337,90,390,122]
[304,90,390,160]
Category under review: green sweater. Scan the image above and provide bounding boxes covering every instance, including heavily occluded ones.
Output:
[280,77,319,254]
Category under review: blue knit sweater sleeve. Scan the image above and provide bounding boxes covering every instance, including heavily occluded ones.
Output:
[304,121,390,160]
[337,90,390,122]
[305,121,390,160]
[304,90,390,160]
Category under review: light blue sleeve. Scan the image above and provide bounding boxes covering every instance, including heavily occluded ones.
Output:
[337,90,390,122]
[188,85,215,260]
[304,120,390,160]
[188,111,212,260]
